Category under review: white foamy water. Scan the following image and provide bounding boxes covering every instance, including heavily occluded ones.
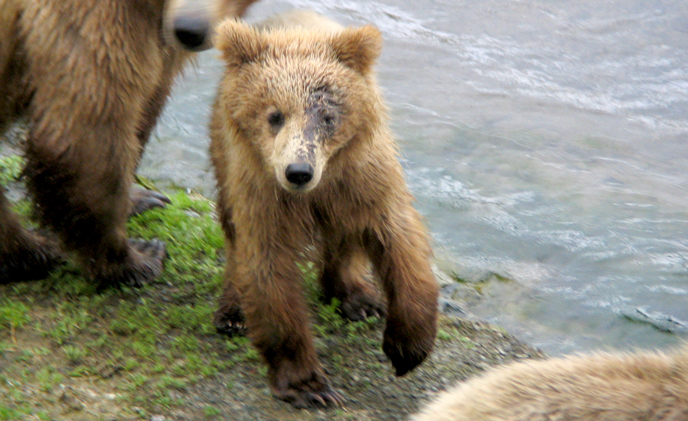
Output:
[141,0,688,354]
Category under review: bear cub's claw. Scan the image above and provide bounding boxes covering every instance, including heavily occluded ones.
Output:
[213,319,247,336]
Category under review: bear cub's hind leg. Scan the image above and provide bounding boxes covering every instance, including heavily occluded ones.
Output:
[320,239,385,321]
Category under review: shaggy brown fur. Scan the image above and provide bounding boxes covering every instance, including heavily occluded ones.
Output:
[0,0,257,286]
[413,346,688,421]
[210,15,440,408]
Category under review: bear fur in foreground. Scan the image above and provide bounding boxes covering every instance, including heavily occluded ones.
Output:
[0,0,257,287]
[210,15,440,408]
[412,346,688,421]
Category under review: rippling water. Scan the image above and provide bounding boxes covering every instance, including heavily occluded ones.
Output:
[141,0,688,354]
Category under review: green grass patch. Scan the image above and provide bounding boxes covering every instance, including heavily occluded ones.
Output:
[0,405,22,421]
[0,151,530,420]
[0,155,23,186]
[0,301,31,334]
[0,180,251,418]
[0,167,382,418]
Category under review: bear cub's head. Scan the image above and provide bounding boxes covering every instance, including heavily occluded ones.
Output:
[214,18,383,193]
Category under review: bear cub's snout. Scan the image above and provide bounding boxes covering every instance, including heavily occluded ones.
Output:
[285,163,315,186]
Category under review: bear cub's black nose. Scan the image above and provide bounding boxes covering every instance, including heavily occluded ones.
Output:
[174,17,210,51]
[285,163,314,186]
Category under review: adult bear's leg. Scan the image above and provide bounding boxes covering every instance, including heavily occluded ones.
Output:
[128,52,190,216]
[0,190,62,283]
[24,114,166,287]
[18,0,169,287]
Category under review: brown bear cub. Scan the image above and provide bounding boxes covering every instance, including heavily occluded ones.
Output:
[210,14,440,408]
[0,0,257,287]
[412,346,688,421]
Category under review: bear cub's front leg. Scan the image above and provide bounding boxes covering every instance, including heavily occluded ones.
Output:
[219,248,345,408]
[212,273,247,336]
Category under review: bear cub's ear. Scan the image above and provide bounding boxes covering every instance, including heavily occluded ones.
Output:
[214,19,265,67]
[330,25,383,76]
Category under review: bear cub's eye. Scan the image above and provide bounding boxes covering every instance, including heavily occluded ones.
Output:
[322,114,335,127]
[267,110,285,132]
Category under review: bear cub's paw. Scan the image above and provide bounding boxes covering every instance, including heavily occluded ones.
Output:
[212,302,247,336]
[272,372,345,409]
[129,186,171,216]
[337,289,385,322]
[382,324,434,377]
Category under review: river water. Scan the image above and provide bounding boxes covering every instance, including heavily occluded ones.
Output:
[140,0,688,355]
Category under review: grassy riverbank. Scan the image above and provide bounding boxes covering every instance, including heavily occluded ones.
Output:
[0,152,543,420]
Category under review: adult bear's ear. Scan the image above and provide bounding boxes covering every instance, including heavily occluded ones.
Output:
[214,19,265,67]
[331,25,382,76]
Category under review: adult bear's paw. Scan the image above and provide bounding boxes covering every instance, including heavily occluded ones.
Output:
[95,239,166,289]
[127,238,166,287]
[129,186,171,216]
[0,234,64,284]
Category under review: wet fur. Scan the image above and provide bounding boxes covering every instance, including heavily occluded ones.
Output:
[210,14,439,408]
[413,346,688,421]
[0,0,256,286]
